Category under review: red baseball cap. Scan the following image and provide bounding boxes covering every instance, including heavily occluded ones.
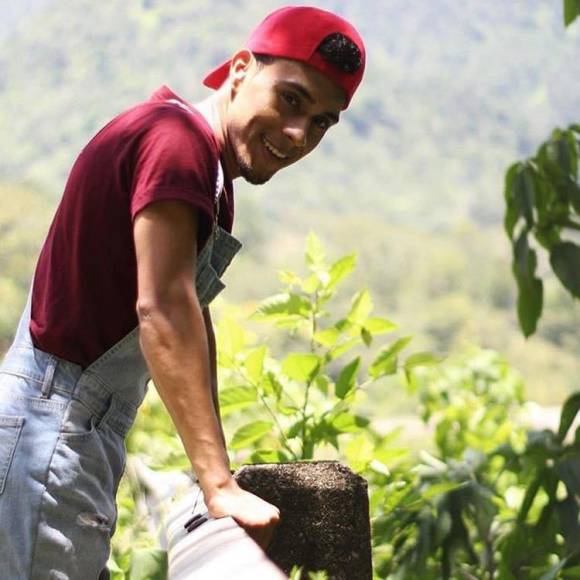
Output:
[202,5,366,109]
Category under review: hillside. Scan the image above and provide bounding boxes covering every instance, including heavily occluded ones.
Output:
[0,0,579,226]
[0,0,579,403]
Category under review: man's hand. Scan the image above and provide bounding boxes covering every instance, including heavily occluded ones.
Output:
[205,479,281,550]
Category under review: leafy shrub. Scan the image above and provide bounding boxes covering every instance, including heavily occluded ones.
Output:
[110,234,580,579]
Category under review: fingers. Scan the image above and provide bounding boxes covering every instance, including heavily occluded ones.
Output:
[246,509,279,549]
[248,519,276,550]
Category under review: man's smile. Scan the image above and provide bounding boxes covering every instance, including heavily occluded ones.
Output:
[261,135,288,160]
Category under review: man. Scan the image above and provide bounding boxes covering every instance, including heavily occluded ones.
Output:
[0,5,365,578]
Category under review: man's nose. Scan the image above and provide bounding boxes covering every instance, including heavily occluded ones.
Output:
[283,119,308,148]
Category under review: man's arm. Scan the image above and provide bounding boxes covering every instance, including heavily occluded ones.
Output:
[202,306,225,447]
[133,200,279,548]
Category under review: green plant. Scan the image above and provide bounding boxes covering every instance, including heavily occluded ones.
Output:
[109,232,580,580]
[217,232,437,469]
[371,350,580,579]
[503,2,579,337]
[504,126,580,337]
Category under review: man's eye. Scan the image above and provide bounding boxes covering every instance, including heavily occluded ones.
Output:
[314,117,331,131]
[282,92,299,108]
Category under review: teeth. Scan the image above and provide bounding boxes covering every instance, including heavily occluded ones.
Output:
[262,136,287,159]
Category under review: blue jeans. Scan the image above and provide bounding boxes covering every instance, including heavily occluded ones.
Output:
[0,313,139,578]
[0,224,241,578]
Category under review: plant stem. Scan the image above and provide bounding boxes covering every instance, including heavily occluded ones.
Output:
[227,356,298,460]
[257,389,298,460]
[301,290,320,458]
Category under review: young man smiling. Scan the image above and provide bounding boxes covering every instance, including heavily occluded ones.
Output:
[0,5,365,577]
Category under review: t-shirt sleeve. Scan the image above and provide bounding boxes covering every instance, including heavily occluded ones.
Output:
[129,108,217,248]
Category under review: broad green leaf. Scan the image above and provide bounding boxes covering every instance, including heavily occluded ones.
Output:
[335,318,352,332]
[513,231,543,337]
[313,326,341,347]
[271,315,310,330]
[252,292,311,320]
[369,336,413,378]
[504,162,522,238]
[364,317,397,335]
[302,273,320,294]
[345,432,375,472]
[499,528,531,574]
[564,0,580,26]
[347,289,373,325]
[128,548,167,580]
[420,481,466,501]
[281,353,321,382]
[569,181,580,214]
[404,352,440,372]
[555,495,580,552]
[419,450,448,472]
[550,242,580,298]
[278,269,301,286]
[262,372,283,399]
[315,375,330,395]
[230,421,273,449]
[513,164,536,227]
[373,446,409,465]
[559,393,580,442]
[219,386,257,416]
[310,419,339,447]
[370,354,397,379]
[245,346,267,383]
[513,229,534,280]
[328,253,357,289]
[361,327,373,346]
[328,337,361,360]
[335,357,360,399]
[516,275,543,337]
[332,412,369,433]
[369,459,391,477]
[217,317,246,359]
[287,418,306,439]
[516,474,542,523]
[557,453,580,495]
[277,402,301,416]
[107,556,124,575]
[566,128,579,171]
[305,231,326,269]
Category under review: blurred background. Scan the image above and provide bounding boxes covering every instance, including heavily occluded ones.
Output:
[1,0,579,408]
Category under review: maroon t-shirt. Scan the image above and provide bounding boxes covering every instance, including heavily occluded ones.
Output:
[30,85,235,369]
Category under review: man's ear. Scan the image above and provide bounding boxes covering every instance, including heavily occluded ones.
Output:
[228,50,255,95]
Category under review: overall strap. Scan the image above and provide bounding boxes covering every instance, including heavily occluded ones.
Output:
[164,98,225,236]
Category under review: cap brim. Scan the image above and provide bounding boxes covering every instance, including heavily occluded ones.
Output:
[202,60,231,89]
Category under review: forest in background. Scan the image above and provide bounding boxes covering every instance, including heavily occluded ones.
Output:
[0,0,579,406]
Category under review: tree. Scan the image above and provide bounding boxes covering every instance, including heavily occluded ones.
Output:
[504,3,580,337]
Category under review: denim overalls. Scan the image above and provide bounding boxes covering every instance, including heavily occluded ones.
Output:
[0,178,241,578]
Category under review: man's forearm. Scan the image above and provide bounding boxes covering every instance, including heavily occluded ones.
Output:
[138,295,232,496]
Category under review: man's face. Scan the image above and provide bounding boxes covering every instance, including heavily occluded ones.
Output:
[224,54,346,185]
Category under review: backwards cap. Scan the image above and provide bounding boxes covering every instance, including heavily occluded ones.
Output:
[203,5,366,109]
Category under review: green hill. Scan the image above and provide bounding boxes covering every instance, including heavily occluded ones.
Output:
[1,0,579,225]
